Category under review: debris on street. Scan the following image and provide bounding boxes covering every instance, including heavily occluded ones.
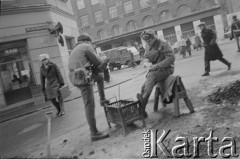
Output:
[207,80,240,104]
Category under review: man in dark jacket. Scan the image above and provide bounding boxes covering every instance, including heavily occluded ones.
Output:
[68,33,109,141]
[230,15,240,52]
[137,29,175,118]
[198,22,231,76]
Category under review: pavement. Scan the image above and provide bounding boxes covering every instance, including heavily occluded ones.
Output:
[0,38,234,123]
[0,65,147,123]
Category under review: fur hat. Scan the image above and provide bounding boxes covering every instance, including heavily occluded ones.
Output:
[141,29,156,40]
[39,54,50,62]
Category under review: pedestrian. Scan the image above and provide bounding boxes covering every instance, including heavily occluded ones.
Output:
[129,50,136,68]
[198,22,231,76]
[39,54,65,116]
[68,33,109,141]
[186,36,192,57]
[179,35,187,58]
[136,29,175,118]
[194,33,202,51]
[230,15,240,52]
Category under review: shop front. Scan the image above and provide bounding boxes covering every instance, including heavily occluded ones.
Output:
[0,40,36,106]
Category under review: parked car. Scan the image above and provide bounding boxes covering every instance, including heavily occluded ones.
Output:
[102,47,134,71]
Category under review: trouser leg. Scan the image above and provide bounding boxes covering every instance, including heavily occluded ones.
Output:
[218,57,230,66]
[204,56,210,73]
[235,36,240,50]
[58,95,64,113]
[78,85,98,134]
[104,69,110,82]
[92,73,106,101]
[51,98,60,113]
[141,70,169,110]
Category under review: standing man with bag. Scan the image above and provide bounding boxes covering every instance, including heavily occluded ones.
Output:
[68,33,109,141]
[230,15,240,52]
[198,22,231,76]
[39,54,65,117]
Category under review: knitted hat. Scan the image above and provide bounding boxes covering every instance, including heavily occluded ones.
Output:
[39,54,50,62]
[198,22,206,27]
[140,29,156,40]
[77,33,92,42]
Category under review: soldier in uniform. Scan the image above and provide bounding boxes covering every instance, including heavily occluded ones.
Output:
[68,33,109,141]
[137,29,175,118]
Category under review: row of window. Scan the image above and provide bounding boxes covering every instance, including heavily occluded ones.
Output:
[77,0,168,10]
[81,0,218,29]
[80,0,169,27]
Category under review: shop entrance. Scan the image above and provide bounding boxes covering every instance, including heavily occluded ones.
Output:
[0,40,35,105]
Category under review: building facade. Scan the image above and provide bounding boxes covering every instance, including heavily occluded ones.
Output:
[72,0,240,51]
[0,0,79,109]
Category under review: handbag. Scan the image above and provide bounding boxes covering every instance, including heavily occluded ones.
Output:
[58,85,71,99]
[234,23,240,37]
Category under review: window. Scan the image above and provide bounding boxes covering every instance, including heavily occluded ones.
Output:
[91,0,99,5]
[159,10,172,22]
[94,11,103,23]
[80,15,89,27]
[109,6,118,19]
[111,25,121,36]
[142,15,153,27]
[123,1,133,14]
[126,20,137,32]
[77,0,85,10]
[140,0,149,9]
[97,29,107,40]
[158,0,168,3]
[177,5,191,17]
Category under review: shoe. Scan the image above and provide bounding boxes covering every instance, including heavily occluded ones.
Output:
[202,72,209,76]
[56,111,65,117]
[91,131,109,141]
[228,63,231,70]
[137,93,148,119]
[100,99,110,106]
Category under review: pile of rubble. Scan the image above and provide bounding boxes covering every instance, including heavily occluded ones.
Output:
[207,80,240,104]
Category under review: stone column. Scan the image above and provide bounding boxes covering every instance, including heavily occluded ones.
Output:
[0,82,6,108]
[214,14,225,40]
[157,30,164,40]
[174,25,182,41]
[193,20,201,36]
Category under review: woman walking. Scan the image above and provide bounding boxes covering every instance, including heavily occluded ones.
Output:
[39,54,65,116]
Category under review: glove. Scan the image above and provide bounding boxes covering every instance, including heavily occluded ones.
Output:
[230,37,233,40]
[60,83,64,87]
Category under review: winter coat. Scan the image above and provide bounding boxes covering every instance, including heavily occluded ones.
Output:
[194,35,202,47]
[40,62,64,99]
[201,27,223,61]
[144,37,175,75]
[231,19,240,38]
[68,41,102,86]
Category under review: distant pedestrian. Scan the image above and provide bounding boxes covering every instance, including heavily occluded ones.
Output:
[99,52,110,83]
[39,54,65,116]
[194,33,202,51]
[198,22,231,76]
[179,35,187,58]
[186,36,192,57]
[230,15,240,52]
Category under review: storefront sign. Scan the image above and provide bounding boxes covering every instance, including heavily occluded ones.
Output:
[25,25,49,32]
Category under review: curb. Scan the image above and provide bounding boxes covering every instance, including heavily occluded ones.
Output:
[0,70,147,123]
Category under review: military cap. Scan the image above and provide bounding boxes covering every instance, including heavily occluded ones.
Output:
[77,33,92,42]
[198,22,206,27]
